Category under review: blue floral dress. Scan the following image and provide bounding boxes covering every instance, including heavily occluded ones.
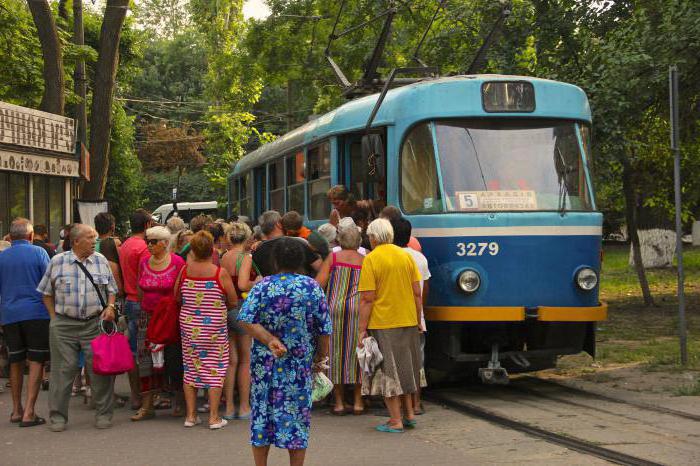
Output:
[237,273,332,450]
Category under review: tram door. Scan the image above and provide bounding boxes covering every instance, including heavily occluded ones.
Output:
[253,166,267,220]
[339,130,387,208]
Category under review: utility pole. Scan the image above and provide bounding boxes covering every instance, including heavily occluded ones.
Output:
[73,0,88,150]
[669,65,688,365]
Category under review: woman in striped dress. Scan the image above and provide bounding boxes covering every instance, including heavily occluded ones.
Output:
[317,223,365,415]
[178,231,238,429]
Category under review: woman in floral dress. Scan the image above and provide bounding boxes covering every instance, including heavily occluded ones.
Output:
[178,231,238,429]
[238,237,332,466]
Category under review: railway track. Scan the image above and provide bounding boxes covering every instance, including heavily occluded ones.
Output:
[426,391,665,466]
[519,376,700,423]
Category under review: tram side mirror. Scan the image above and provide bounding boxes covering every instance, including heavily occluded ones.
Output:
[361,134,385,181]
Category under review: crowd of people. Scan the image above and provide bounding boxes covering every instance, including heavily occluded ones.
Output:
[0,184,430,466]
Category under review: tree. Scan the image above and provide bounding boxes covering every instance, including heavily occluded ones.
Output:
[104,104,145,233]
[137,122,205,189]
[25,0,64,114]
[134,0,192,40]
[83,0,131,200]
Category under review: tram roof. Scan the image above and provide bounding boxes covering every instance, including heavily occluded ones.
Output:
[232,75,591,177]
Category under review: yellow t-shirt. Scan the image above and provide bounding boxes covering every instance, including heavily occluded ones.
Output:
[358,243,422,329]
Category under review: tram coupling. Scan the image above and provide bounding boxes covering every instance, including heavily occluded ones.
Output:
[478,343,510,385]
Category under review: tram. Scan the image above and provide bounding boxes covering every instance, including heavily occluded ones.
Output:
[227,75,607,382]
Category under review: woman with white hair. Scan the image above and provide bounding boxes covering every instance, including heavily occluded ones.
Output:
[133,226,186,421]
[358,218,422,433]
[316,222,365,415]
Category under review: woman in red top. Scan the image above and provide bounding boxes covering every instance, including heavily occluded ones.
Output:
[220,222,257,420]
[134,226,185,421]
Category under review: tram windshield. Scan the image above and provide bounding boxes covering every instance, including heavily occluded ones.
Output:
[400,119,593,214]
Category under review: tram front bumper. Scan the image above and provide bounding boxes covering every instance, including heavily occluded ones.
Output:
[425,302,608,322]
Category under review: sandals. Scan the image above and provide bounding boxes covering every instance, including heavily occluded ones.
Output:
[19,416,46,428]
[130,408,155,421]
[375,423,404,433]
[403,418,417,429]
[184,416,202,428]
[209,418,228,430]
[10,414,23,424]
[330,408,347,416]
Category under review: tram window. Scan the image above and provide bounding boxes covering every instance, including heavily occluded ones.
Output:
[286,151,305,214]
[254,166,267,217]
[307,142,331,220]
[345,137,386,203]
[269,159,285,212]
[434,119,592,212]
[239,171,253,217]
[400,123,442,214]
[229,178,240,215]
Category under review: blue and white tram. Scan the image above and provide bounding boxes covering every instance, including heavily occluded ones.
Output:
[228,75,607,381]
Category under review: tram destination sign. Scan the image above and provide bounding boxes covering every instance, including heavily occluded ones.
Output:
[0,101,75,154]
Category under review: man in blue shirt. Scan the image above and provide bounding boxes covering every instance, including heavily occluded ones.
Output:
[0,218,50,427]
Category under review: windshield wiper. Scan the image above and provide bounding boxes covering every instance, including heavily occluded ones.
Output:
[555,146,569,213]
[465,128,488,190]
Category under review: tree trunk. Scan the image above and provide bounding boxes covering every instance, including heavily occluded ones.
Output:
[73,0,88,146]
[622,154,655,306]
[26,0,64,115]
[82,0,130,200]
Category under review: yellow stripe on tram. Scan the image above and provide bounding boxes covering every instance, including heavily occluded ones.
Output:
[425,303,608,322]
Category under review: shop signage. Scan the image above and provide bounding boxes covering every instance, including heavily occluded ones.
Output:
[0,149,79,177]
[0,101,75,154]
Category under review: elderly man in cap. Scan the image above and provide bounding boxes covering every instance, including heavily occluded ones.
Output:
[37,223,119,432]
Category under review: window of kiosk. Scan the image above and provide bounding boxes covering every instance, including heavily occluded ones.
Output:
[269,159,285,213]
[286,151,305,214]
[9,174,28,219]
[0,173,8,236]
[48,177,65,243]
[307,141,331,220]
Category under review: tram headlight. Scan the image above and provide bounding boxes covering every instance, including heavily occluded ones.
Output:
[457,269,481,294]
[575,267,598,291]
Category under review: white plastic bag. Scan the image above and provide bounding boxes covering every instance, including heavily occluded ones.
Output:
[311,372,333,402]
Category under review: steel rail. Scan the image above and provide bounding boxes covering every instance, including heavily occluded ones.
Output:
[521,376,700,422]
[426,392,665,466]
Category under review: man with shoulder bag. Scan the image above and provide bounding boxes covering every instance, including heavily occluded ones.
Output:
[37,224,119,432]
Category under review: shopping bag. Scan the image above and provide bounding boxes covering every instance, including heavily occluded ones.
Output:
[311,372,333,402]
[91,320,135,376]
[146,295,180,345]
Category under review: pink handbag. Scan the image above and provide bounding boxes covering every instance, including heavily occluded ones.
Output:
[91,320,135,376]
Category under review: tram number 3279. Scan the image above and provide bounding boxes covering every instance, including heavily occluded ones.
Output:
[456,242,500,257]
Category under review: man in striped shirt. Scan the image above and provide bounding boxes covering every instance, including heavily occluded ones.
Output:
[37,224,118,432]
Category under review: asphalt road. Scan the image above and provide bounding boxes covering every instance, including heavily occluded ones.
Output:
[0,375,613,466]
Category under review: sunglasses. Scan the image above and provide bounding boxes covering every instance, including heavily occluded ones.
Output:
[146,238,161,246]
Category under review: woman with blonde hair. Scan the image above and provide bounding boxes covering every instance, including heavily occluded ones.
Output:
[133,226,185,421]
[179,230,238,429]
[220,221,257,420]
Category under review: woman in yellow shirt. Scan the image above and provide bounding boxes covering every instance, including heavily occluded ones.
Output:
[358,218,423,433]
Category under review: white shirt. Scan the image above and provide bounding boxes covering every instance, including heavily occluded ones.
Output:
[332,245,368,256]
[403,247,431,331]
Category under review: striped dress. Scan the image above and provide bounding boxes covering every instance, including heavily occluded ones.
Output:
[326,253,362,384]
[179,267,229,388]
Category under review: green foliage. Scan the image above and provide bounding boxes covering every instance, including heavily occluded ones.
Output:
[0,0,46,107]
[142,168,220,212]
[104,104,145,233]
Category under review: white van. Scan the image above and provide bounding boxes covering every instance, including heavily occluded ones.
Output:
[152,201,219,224]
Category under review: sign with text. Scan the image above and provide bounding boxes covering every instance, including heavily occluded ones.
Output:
[456,190,538,211]
[0,101,75,154]
[0,149,79,177]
